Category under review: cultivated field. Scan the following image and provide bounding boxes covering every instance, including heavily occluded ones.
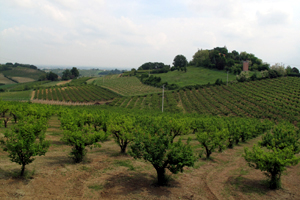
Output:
[34,85,119,102]
[11,77,35,83]
[1,70,300,200]
[93,75,162,96]
[0,111,299,199]
[0,90,32,101]
[110,77,300,122]
[0,73,16,84]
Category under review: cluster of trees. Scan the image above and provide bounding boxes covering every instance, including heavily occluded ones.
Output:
[4,62,38,70]
[62,67,80,80]
[39,72,58,81]
[138,62,168,70]
[136,56,188,75]
[138,74,179,90]
[236,63,300,82]
[136,62,170,74]
[191,47,269,73]
[171,55,188,72]
[98,69,126,75]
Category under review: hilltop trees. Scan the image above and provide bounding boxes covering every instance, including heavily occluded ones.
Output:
[62,67,80,80]
[192,49,210,67]
[137,62,170,74]
[71,67,80,78]
[191,47,269,72]
[39,71,58,81]
[62,69,72,80]
[173,55,188,72]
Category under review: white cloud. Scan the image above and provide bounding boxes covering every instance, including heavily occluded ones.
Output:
[186,0,241,18]
[10,0,35,8]
[41,4,68,22]
[0,0,300,68]
[256,10,291,26]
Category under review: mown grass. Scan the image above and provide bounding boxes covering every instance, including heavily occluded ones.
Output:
[0,73,16,84]
[153,66,237,87]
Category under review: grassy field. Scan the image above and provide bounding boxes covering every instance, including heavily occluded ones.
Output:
[1,67,45,80]
[0,90,32,100]
[0,83,17,90]
[11,77,35,83]
[2,81,51,92]
[93,75,162,96]
[0,73,16,84]
[153,66,237,87]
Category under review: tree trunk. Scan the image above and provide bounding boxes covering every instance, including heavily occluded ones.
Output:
[156,167,167,186]
[21,164,25,176]
[270,172,281,189]
[205,146,211,159]
[120,143,127,153]
[4,118,8,128]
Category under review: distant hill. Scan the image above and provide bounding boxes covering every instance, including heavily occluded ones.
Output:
[0,64,45,82]
[44,68,104,77]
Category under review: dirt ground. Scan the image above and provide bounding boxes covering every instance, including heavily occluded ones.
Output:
[0,116,300,200]
[56,80,72,86]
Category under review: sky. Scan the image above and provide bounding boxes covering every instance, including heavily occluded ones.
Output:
[0,0,300,70]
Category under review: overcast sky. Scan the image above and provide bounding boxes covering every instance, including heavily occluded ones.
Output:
[0,0,300,69]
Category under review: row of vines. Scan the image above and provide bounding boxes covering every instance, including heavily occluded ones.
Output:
[34,85,119,102]
[110,77,300,123]
[93,75,162,96]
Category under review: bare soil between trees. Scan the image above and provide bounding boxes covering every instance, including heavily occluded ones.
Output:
[0,116,299,199]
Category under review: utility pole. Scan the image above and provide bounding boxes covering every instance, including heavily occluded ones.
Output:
[162,84,165,113]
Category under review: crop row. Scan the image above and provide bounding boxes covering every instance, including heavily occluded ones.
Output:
[34,85,119,102]
[109,77,300,122]
[94,76,162,96]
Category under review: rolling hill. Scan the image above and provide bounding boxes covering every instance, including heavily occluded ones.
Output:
[1,66,45,81]
[146,66,238,87]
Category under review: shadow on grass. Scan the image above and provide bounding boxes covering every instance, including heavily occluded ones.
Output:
[51,140,65,146]
[0,167,35,183]
[44,155,73,166]
[226,176,268,196]
[102,171,180,198]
